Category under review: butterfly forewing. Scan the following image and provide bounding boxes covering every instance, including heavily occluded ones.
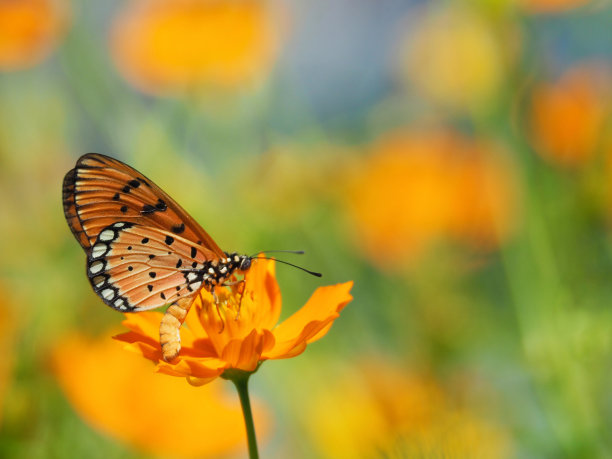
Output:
[88,222,216,311]
[63,153,225,257]
[62,168,91,248]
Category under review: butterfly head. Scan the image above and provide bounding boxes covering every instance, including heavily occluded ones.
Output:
[223,252,252,273]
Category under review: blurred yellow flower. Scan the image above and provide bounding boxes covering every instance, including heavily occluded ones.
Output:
[110,0,282,95]
[53,332,270,458]
[397,5,509,112]
[116,258,353,383]
[346,130,519,268]
[0,0,69,71]
[303,361,512,459]
[243,143,354,222]
[518,0,591,13]
[530,64,611,167]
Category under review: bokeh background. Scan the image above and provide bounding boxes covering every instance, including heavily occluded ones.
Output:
[1,0,612,457]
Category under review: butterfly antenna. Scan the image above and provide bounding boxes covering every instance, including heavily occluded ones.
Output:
[249,249,305,257]
[252,257,322,277]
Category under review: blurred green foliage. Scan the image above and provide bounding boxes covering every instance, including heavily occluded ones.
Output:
[1,0,612,457]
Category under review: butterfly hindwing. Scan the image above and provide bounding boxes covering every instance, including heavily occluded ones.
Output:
[87,222,217,311]
[63,153,225,257]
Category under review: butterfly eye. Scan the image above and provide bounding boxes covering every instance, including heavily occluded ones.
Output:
[239,257,252,271]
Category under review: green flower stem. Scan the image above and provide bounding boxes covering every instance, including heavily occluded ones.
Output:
[223,369,259,459]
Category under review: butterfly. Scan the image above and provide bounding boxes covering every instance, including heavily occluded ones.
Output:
[63,153,254,361]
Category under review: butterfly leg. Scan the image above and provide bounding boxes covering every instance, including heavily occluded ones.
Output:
[210,286,227,334]
[221,279,246,320]
[159,298,192,362]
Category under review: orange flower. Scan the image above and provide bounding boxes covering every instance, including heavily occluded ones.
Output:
[0,289,17,428]
[115,258,353,383]
[346,130,519,268]
[109,0,283,95]
[53,332,270,458]
[530,64,611,167]
[0,0,69,71]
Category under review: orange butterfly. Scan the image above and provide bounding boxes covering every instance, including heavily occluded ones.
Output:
[63,153,254,361]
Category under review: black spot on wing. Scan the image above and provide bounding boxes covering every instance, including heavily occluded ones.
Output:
[141,204,156,215]
[191,247,197,258]
[155,199,167,211]
[120,205,128,213]
[165,235,174,245]
[171,223,185,234]
[128,179,140,188]
[141,199,167,215]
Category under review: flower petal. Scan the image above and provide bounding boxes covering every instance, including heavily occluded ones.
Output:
[221,328,275,371]
[244,257,282,329]
[119,311,162,338]
[157,357,226,380]
[115,307,219,362]
[264,281,353,359]
[122,341,163,362]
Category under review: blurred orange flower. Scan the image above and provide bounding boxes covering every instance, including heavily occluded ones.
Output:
[519,0,591,13]
[302,361,512,459]
[53,332,270,458]
[530,64,611,167]
[397,4,511,112]
[0,0,69,71]
[110,0,283,95]
[116,258,353,384]
[346,130,519,268]
[0,291,17,428]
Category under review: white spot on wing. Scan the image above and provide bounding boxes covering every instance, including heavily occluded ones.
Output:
[101,288,114,300]
[114,222,125,228]
[89,260,104,274]
[99,229,114,241]
[93,275,105,288]
[114,298,124,308]
[92,243,108,258]
[191,281,202,291]
[187,273,197,282]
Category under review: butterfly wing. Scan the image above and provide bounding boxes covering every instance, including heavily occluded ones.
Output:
[63,168,91,248]
[63,153,225,257]
[88,222,216,311]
